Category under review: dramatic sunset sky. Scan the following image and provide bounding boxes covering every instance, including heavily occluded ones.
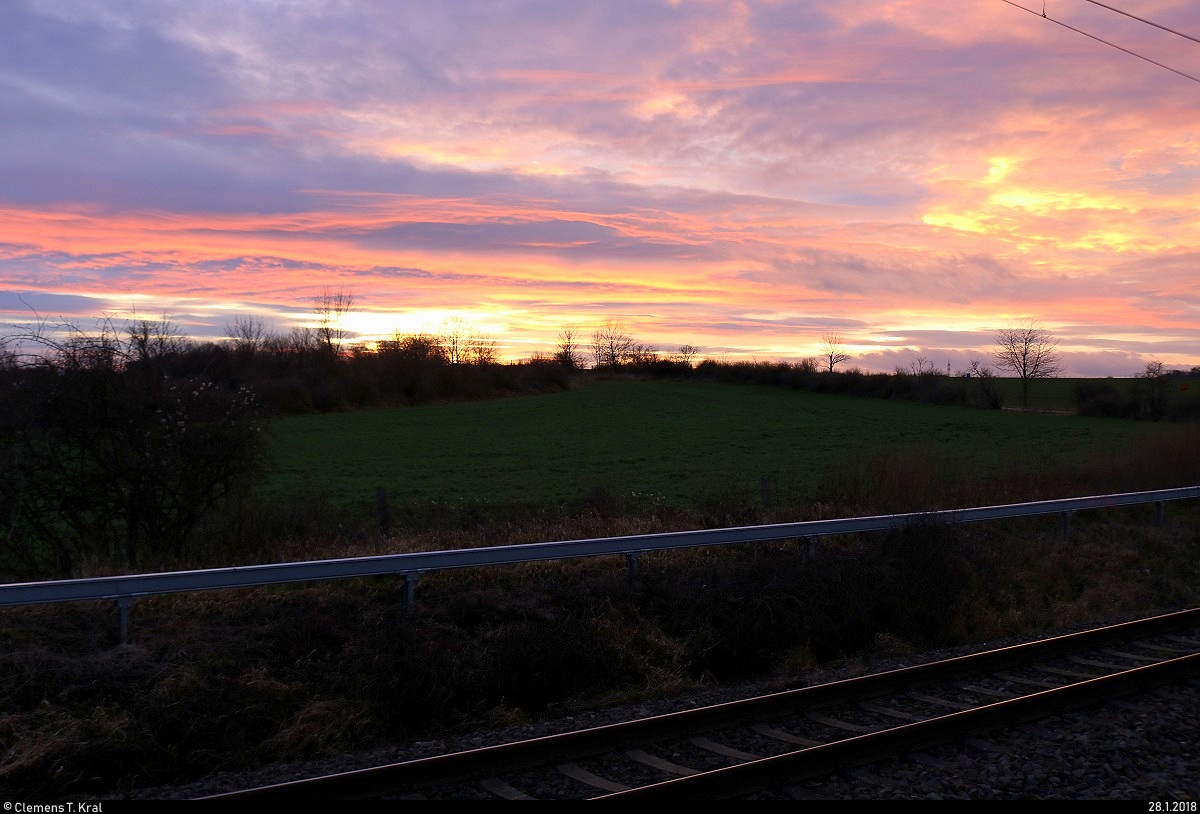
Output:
[3,1,1199,374]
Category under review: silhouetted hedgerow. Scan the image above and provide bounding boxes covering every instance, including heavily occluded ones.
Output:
[686,359,1002,410]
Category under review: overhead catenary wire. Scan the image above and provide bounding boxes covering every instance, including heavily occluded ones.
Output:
[1080,0,1200,47]
[999,0,1200,85]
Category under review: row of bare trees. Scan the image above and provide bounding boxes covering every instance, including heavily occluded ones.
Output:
[235,293,1075,410]
[546,320,698,371]
[824,321,1066,409]
[225,288,360,365]
[227,291,499,368]
[9,287,1170,417]
[228,298,1079,412]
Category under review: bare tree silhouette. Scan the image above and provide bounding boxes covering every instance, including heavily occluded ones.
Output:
[820,333,851,372]
[992,319,1064,408]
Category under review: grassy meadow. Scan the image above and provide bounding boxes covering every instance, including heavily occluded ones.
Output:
[4,376,1200,797]
[265,377,1200,530]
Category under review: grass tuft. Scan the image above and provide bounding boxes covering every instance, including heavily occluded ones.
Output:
[2,381,1199,796]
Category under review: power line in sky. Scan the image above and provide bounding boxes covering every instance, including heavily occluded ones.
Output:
[999,0,1200,85]
[1080,0,1200,47]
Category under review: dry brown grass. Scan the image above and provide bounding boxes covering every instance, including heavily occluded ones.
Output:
[1,431,1198,798]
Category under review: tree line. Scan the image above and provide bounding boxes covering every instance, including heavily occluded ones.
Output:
[1,299,1193,579]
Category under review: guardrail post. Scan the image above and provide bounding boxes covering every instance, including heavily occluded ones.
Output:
[1154,500,1165,526]
[402,572,418,610]
[116,596,133,646]
[626,552,641,590]
[1,486,1193,640]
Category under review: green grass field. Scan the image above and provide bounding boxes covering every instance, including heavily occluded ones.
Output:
[9,376,1200,797]
[265,378,1199,520]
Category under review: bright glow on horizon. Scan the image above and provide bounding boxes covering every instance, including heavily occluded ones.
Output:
[1,2,1198,377]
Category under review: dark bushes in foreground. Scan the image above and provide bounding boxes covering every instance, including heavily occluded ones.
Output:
[0,343,267,580]
[0,520,979,796]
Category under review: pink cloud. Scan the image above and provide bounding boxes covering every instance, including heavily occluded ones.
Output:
[1,1,1198,371]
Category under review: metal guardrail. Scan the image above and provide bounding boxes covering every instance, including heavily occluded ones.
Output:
[2,486,1198,643]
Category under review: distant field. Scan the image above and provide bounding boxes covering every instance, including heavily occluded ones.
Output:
[264,378,1196,519]
[989,376,1200,412]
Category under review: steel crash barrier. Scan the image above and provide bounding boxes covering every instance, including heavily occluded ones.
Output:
[2,486,1198,644]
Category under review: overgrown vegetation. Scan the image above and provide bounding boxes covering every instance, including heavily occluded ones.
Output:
[1074,362,1200,422]
[692,358,1004,409]
[2,503,1197,797]
[2,348,1195,583]
[0,318,267,578]
[1,315,1198,797]
[0,313,572,579]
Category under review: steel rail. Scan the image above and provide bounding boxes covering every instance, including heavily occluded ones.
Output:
[201,607,1200,801]
[597,652,1200,800]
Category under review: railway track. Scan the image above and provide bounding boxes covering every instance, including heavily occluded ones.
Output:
[204,608,1200,800]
